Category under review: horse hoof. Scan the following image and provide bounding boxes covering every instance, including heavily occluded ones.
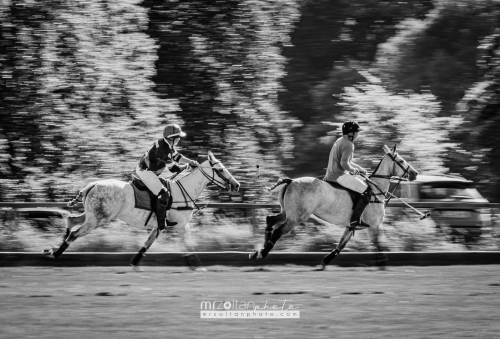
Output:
[249,250,258,260]
[131,265,144,272]
[315,262,326,271]
[193,267,207,273]
[42,247,57,258]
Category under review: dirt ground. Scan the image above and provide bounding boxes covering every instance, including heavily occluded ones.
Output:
[1,264,500,339]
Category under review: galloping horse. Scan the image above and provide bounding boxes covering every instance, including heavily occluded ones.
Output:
[43,151,240,270]
[249,145,418,269]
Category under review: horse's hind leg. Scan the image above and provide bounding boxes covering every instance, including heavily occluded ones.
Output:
[250,217,295,260]
[42,212,86,256]
[65,213,86,239]
[48,215,104,259]
[130,227,163,270]
[318,227,355,270]
[249,213,286,260]
[264,213,285,246]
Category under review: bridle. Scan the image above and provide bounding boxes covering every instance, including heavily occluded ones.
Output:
[363,152,412,205]
[197,160,233,191]
[370,152,411,181]
[170,160,234,214]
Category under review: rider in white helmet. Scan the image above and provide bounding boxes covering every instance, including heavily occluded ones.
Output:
[324,120,371,229]
[136,124,199,229]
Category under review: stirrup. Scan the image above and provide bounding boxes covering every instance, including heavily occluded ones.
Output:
[349,220,370,232]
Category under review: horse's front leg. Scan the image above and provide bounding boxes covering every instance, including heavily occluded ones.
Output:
[370,225,387,270]
[171,212,207,272]
[130,227,162,271]
[317,226,355,270]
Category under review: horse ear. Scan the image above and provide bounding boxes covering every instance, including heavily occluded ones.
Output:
[208,151,215,161]
[393,144,398,153]
[383,145,392,154]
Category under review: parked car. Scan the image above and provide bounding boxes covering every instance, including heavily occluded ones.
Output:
[388,174,492,240]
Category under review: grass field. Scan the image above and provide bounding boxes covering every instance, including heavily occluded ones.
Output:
[1,264,500,338]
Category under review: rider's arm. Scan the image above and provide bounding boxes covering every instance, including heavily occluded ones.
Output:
[350,162,367,175]
[339,143,357,173]
[176,153,199,167]
[340,159,357,174]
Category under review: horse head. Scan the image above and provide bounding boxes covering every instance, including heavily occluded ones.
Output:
[381,145,418,182]
[200,151,240,191]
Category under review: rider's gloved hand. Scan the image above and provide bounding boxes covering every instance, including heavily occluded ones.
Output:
[188,160,199,168]
[350,168,360,175]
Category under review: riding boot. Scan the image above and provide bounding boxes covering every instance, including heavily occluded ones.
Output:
[350,187,371,229]
[157,188,170,206]
[155,200,167,231]
[155,188,170,230]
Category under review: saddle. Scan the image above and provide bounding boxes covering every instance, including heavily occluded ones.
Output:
[130,175,171,209]
[324,180,362,208]
[130,174,174,227]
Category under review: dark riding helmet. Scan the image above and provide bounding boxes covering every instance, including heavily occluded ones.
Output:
[163,124,186,139]
[342,121,363,135]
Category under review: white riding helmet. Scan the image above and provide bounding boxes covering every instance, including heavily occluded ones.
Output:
[163,124,186,139]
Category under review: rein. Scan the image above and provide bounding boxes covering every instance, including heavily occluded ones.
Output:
[169,162,233,214]
[365,153,411,206]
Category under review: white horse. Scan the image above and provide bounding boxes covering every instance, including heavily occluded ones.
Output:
[249,145,418,269]
[43,151,240,270]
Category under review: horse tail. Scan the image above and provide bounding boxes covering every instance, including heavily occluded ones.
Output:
[67,182,97,207]
[268,178,293,192]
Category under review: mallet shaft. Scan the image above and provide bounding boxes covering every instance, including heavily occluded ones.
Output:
[386,191,431,220]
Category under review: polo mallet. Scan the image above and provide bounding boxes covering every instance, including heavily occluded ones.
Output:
[360,171,430,221]
[385,191,431,220]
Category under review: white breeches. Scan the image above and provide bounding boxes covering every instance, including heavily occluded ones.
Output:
[337,173,368,194]
[135,165,165,196]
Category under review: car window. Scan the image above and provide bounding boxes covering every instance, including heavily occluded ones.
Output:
[419,182,483,200]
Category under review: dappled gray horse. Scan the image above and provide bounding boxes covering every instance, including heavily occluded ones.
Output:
[250,145,418,269]
[44,151,240,270]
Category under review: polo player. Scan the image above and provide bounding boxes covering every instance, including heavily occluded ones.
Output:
[136,124,199,229]
[324,120,372,229]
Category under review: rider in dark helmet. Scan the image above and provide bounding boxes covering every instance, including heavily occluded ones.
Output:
[324,120,371,229]
[136,124,199,229]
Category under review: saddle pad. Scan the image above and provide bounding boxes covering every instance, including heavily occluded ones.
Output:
[325,180,361,206]
[131,182,153,211]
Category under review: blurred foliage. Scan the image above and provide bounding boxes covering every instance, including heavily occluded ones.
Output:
[1,0,500,206]
[3,211,500,252]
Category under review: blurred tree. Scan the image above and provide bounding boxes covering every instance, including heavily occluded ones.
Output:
[143,0,302,201]
[451,29,500,202]
[279,0,434,177]
[0,0,178,201]
[2,0,500,205]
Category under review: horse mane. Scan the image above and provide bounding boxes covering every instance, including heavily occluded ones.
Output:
[170,159,210,184]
